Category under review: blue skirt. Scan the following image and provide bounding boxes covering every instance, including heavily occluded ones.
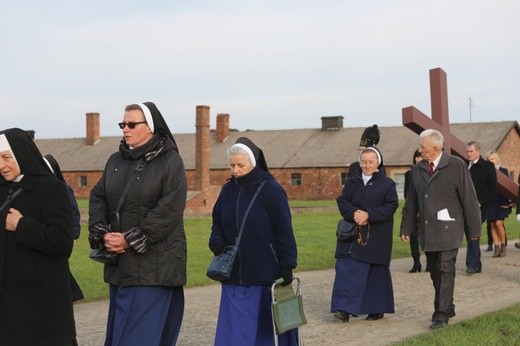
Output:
[105,285,184,346]
[331,256,394,316]
[215,284,298,346]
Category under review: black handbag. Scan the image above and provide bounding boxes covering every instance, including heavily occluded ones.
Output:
[336,218,359,242]
[89,247,120,265]
[207,180,267,281]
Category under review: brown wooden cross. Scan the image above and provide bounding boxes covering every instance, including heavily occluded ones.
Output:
[402,67,518,201]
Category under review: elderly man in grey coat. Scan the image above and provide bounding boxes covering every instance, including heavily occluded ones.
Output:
[400,129,481,330]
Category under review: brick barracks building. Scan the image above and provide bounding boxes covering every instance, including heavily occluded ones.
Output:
[33,107,520,216]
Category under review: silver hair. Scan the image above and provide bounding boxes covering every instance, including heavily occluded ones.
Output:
[227,145,252,164]
[467,140,481,151]
[420,129,444,147]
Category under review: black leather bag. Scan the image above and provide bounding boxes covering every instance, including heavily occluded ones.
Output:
[206,180,267,282]
[89,247,120,265]
[336,219,359,242]
[206,245,237,281]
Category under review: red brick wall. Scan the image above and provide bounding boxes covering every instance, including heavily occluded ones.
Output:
[63,171,102,198]
[496,128,520,182]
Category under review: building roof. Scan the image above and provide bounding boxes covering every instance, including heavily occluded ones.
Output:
[34,121,519,171]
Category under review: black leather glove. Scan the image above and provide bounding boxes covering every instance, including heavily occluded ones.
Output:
[210,241,226,256]
[280,268,293,286]
[88,223,109,249]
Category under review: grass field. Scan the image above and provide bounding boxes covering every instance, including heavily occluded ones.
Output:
[72,198,519,299]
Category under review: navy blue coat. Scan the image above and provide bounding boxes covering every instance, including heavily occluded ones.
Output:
[209,166,297,285]
[336,169,398,266]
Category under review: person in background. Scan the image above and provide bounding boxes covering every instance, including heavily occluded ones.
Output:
[465,141,497,274]
[43,154,84,301]
[404,149,424,273]
[89,102,187,345]
[0,128,76,345]
[209,137,298,345]
[347,125,385,178]
[514,175,520,249]
[484,151,511,257]
[400,129,481,329]
[332,146,398,323]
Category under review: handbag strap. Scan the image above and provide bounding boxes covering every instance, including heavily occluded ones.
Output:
[114,159,147,226]
[234,180,267,247]
[0,187,23,213]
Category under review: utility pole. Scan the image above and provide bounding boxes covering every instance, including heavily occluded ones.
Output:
[468,97,473,123]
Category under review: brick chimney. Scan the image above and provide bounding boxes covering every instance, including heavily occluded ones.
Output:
[86,112,100,145]
[321,116,344,131]
[215,113,230,142]
[195,105,210,192]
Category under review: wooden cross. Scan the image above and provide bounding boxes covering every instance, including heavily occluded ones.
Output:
[402,67,518,201]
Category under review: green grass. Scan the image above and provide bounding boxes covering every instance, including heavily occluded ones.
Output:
[393,303,520,345]
[72,199,520,299]
[71,199,520,343]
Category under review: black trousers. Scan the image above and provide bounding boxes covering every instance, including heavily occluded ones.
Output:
[410,228,421,265]
[425,248,458,322]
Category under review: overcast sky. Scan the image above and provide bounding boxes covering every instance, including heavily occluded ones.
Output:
[2,0,518,139]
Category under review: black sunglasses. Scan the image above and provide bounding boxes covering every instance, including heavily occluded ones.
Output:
[118,121,147,129]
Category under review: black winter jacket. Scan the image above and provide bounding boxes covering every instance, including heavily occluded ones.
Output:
[89,134,187,287]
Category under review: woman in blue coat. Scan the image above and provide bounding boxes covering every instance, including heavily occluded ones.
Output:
[209,137,298,345]
[331,146,398,322]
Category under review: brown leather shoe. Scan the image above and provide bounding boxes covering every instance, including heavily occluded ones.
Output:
[500,243,507,257]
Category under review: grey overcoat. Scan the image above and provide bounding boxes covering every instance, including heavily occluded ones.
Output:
[400,152,481,252]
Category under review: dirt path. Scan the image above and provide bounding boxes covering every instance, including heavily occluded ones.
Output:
[74,245,520,345]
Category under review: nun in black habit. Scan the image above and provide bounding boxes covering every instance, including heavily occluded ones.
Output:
[89,102,187,346]
[0,128,77,345]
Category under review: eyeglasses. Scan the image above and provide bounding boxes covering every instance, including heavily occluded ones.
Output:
[360,160,377,167]
[118,121,147,129]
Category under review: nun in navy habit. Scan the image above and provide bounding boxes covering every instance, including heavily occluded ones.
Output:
[0,128,76,345]
[331,146,398,322]
[89,102,187,345]
[209,137,298,345]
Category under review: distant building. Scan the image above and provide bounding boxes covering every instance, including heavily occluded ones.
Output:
[33,108,520,215]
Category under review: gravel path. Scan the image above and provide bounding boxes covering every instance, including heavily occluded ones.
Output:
[74,245,520,345]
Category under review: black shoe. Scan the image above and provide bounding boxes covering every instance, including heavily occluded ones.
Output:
[366,313,384,321]
[333,311,350,322]
[409,263,422,273]
[485,245,493,252]
[431,310,455,322]
[466,267,482,274]
[430,320,448,329]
